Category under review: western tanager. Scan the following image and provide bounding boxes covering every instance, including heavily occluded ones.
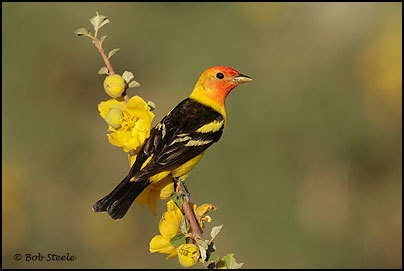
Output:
[93,66,252,219]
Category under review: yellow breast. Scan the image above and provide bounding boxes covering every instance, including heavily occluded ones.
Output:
[171,151,206,181]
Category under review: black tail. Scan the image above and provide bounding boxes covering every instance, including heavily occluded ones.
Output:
[93,176,150,220]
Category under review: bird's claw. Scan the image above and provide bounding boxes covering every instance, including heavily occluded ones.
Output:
[174,178,191,201]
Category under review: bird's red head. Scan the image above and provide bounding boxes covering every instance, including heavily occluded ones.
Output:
[190,66,252,114]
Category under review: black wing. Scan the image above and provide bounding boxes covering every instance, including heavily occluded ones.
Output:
[129,98,224,181]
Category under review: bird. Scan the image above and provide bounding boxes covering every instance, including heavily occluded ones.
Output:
[93,66,252,220]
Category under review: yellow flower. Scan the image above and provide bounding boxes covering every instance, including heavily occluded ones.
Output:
[177,244,200,268]
[98,96,154,153]
[149,200,217,268]
[104,74,126,98]
[149,200,183,258]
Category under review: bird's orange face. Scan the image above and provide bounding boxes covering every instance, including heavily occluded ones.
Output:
[196,66,252,107]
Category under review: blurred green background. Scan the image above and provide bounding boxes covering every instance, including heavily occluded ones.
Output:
[2,2,402,269]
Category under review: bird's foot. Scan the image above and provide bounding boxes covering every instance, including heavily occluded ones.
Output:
[174,178,191,201]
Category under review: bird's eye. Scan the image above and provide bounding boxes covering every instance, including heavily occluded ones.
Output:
[216,72,224,79]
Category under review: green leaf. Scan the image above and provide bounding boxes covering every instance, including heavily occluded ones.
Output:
[180,216,188,234]
[128,80,140,88]
[207,253,219,263]
[223,254,243,269]
[229,260,244,269]
[99,35,107,47]
[196,238,209,262]
[170,192,183,209]
[74,27,90,37]
[98,66,109,75]
[210,224,223,241]
[90,12,109,31]
[122,71,134,84]
[196,238,208,250]
[108,48,120,58]
[98,18,110,29]
[169,233,186,247]
[198,244,207,262]
[147,101,156,111]
[223,254,233,269]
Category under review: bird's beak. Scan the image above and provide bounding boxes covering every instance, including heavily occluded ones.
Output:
[232,73,253,84]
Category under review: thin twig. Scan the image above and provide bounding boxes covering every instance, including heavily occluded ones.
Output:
[122,90,129,103]
[92,36,115,75]
[176,185,203,240]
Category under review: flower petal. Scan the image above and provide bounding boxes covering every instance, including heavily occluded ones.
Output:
[146,188,160,216]
[98,98,125,119]
[166,250,178,259]
[135,185,151,206]
[196,203,217,218]
[124,133,140,152]
[166,199,183,218]
[159,210,182,239]
[159,180,174,200]
[149,235,177,255]
[126,96,153,122]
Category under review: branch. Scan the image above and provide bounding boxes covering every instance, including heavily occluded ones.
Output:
[176,185,203,240]
[92,35,115,75]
